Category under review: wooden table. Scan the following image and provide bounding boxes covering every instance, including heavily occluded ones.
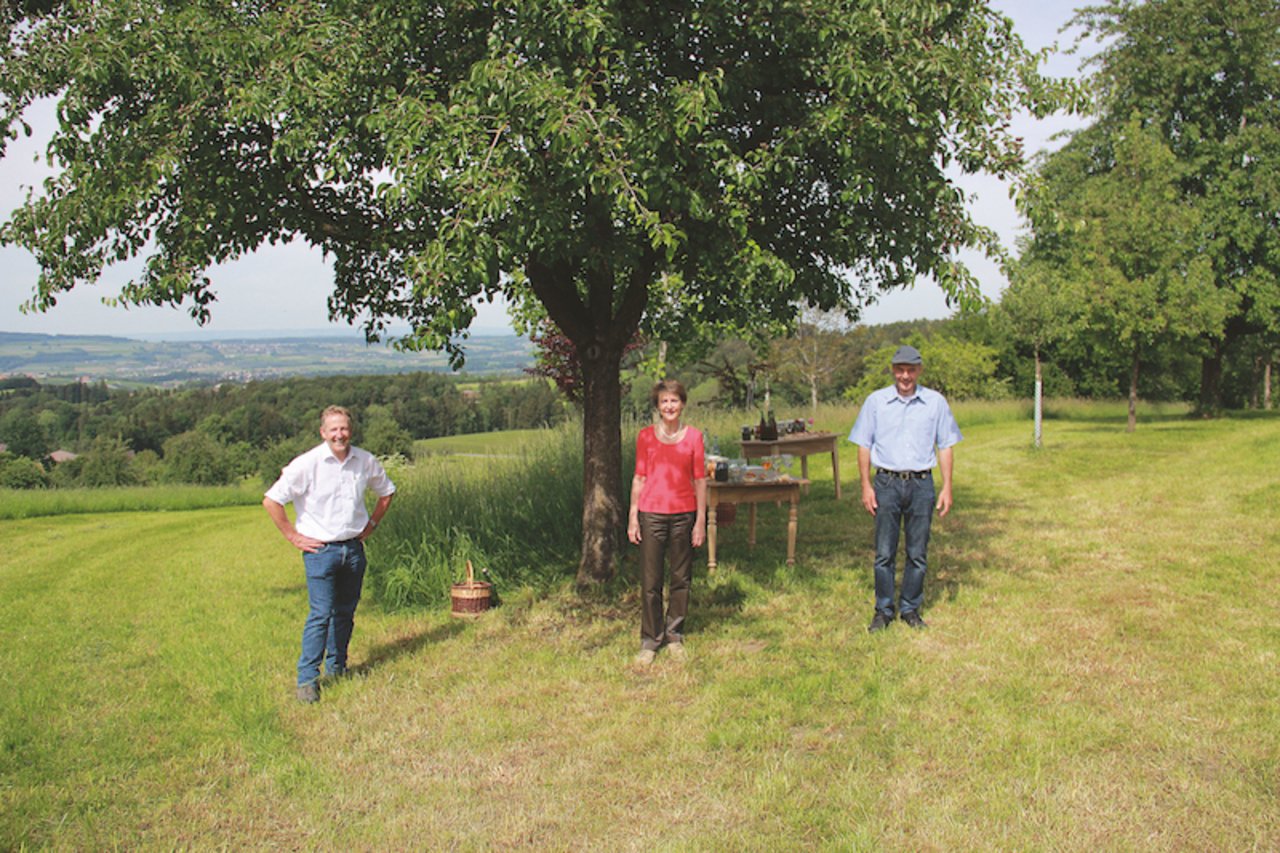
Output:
[739,431,842,499]
[706,478,809,571]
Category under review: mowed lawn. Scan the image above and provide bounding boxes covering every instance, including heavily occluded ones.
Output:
[2,411,1278,849]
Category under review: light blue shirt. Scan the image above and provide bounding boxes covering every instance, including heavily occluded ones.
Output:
[848,385,962,472]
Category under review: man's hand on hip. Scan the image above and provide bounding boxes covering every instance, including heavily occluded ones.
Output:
[288,531,325,553]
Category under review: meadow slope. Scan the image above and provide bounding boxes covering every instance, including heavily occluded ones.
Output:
[2,410,1278,850]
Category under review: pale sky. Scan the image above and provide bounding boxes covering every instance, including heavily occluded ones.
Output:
[0,2,1088,340]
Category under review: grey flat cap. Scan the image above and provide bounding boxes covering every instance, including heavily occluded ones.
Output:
[891,344,923,365]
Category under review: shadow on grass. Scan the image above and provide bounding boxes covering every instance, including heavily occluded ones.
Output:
[924,489,1011,609]
[356,620,468,674]
[701,477,1016,616]
[1042,408,1194,425]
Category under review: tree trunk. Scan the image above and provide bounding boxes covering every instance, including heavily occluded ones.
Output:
[525,238,653,592]
[1033,348,1043,448]
[1266,359,1273,410]
[1197,344,1223,416]
[1127,349,1140,433]
[1249,355,1262,408]
[575,341,625,589]
[808,337,820,422]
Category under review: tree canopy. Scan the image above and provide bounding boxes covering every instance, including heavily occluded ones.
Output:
[1020,119,1228,431]
[1,0,1063,584]
[1071,0,1280,412]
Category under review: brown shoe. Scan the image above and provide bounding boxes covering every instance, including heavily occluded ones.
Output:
[665,641,686,661]
[295,682,320,703]
[634,649,657,666]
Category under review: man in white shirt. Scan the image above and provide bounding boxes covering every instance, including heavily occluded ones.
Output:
[264,406,396,703]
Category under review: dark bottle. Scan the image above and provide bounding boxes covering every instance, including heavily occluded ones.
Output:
[761,410,778,441]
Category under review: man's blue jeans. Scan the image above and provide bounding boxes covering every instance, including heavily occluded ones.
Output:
[298,540,366,686]
[872,471,935,617]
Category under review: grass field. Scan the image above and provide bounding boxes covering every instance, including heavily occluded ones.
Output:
[0,481,264,520]
[2,405,1278,849]
[414,428,549,457]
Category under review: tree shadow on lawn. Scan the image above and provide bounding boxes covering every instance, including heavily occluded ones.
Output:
[923,488,1012,609]
[1043,409,1195,426]
[1042,421,1207,437]
[355,620,468,675]
[689,479,1014,618]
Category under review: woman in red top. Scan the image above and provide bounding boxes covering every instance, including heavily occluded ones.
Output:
[627,379,707,665]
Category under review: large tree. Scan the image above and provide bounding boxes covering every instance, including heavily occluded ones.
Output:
[1,0,1060,586]
[1073,0,1280,413]
[1020,120,1230,431]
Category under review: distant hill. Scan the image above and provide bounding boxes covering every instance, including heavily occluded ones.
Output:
[0,330,535,386]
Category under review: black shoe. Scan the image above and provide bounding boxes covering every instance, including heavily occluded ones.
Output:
[295,682,320,704]
[901,610,927,630]
[868,611,893,633]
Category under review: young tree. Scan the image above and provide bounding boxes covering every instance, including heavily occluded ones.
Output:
[772,308,849,420]
[697,338,771,411]
[996,258,1084,446]
[1,1,1062,586]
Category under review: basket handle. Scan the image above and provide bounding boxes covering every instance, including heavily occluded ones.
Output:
[466,559,474,585]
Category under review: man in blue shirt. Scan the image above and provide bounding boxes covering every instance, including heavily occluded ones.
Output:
[848,345,962,632]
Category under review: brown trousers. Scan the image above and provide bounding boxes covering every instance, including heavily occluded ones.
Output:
[638,511,696,650]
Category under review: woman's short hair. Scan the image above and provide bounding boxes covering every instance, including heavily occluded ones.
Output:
[650,379,688,408]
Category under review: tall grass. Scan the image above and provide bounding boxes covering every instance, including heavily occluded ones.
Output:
[369,423,617,608]
[0,481,263,519]
[373,398,1077,610]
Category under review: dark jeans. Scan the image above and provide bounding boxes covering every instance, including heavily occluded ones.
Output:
[298,539,366,686]
[638,511,696,650]
[872,472,935,617]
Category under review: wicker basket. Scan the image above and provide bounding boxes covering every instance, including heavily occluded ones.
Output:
[451,560,492,618]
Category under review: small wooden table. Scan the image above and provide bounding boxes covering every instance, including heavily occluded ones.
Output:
[740,431,842,499]
[706,478,809,571]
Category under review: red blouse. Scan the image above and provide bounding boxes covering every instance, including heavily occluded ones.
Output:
[634,425,706,514]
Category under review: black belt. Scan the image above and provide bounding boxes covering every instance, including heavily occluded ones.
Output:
[878,469,931,479]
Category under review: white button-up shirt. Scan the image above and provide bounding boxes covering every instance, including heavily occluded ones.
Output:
[264,443,396,542]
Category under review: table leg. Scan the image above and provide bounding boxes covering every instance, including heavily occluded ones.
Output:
[707,502,718,573]
[786,494,798,566]
[800,456,810,494]
[748,503,758,548]
[831,446,842,499]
